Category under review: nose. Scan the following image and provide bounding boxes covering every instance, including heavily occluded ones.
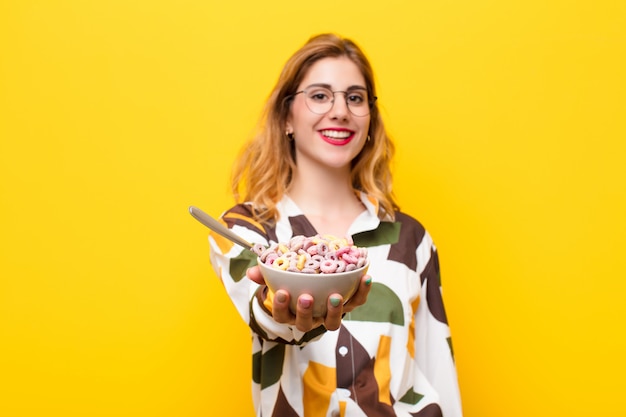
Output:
[328,92,350,119]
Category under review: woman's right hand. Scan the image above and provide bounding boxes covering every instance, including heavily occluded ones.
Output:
[246,266,372,332]
[246,265,266,286]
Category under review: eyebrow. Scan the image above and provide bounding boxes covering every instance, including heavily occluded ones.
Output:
[303,83,367,91]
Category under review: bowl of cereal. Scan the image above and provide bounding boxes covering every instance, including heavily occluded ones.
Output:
[254,235,369,317]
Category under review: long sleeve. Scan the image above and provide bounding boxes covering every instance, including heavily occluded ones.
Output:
[208,204,327,345]
[412,233,463,417]
[347,212,463,417]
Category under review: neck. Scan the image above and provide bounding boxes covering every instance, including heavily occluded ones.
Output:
[288,165,356,216]
[287,162,365,237]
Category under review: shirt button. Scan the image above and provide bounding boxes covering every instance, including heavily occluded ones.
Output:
[338,345,349,357]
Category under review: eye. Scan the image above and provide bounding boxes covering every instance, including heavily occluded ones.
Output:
[347,93,365,105]
[307,89,332,102]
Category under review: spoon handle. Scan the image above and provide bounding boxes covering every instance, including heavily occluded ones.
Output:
[189,206,254,250]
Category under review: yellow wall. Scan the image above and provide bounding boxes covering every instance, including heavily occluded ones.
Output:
[1,1,624,416]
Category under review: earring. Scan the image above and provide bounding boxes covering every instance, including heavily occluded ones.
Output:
[367,135,371,142]
[286,131,294,141]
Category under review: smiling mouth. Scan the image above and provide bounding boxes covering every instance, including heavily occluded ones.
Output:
[320,129,352,139]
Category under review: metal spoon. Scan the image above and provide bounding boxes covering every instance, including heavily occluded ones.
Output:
[188,205,254,250]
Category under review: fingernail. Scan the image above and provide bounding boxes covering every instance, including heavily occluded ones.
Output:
[329,296,341,307]
[365,277,372,286]
[276,292,287,303]
[299,298,312,309]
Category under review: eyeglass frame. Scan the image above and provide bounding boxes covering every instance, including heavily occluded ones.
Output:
[287,86,378,117]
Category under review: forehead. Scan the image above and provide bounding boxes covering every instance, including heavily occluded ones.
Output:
[299,57,366,89]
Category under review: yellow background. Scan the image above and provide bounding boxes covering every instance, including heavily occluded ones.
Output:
[1,1,625,416]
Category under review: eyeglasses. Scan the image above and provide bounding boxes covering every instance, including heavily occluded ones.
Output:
[290,87,377,117]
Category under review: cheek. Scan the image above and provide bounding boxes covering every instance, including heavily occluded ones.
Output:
[363,116,371,130]
[291,112,324,133]
[359,118,371,137]
[289,101,309,124]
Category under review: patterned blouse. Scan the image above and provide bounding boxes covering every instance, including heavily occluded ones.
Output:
[209,193,463,417]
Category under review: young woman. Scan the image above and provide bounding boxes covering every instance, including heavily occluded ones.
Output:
[209,33,463,417]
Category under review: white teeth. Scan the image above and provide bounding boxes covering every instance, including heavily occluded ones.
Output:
[321,130,351,139]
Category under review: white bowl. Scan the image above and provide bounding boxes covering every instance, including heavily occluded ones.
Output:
[258,258,370,317]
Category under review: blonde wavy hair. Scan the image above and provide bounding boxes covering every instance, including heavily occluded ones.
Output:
[231,33,398,224]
